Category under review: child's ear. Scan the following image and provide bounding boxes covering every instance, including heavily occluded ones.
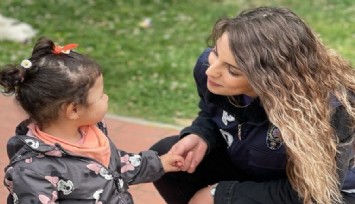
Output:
[63,102,80,120]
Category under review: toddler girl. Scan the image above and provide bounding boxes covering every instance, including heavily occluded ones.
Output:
[0,37,183,204]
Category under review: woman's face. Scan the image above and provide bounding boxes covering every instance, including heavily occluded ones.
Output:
[206,32,257,97]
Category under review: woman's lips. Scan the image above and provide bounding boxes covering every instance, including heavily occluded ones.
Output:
[208,79,222,87]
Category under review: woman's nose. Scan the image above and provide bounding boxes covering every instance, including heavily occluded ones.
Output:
[206,61,222,78]
[206,52,222,78]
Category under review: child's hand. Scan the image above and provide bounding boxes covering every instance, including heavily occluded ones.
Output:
[160,153,184,172]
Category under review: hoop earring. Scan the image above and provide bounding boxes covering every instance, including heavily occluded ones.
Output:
[227,96,249,108]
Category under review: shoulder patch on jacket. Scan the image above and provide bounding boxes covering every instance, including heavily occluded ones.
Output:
[266,125,284,150]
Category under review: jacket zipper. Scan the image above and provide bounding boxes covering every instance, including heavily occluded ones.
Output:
[237,123,243,141]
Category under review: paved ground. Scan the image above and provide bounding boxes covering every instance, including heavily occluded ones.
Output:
[0,94,182,203]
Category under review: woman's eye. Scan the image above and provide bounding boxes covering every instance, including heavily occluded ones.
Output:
[228,66,241,76]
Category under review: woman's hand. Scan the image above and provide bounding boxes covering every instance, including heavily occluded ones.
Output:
[188,185,215,204]
[168,134,208,173]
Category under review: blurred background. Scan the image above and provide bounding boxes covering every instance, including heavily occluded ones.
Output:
[1,0,354,125]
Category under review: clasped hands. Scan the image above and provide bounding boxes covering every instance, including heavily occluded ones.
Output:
[160,134,216,204]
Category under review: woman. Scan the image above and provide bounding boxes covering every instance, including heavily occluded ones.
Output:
[151,7,355,204]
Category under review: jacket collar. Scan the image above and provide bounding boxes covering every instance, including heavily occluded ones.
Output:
[206,90,268,124]
[7,120,60,163]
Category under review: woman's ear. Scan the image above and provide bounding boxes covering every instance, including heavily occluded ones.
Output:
[63,102,80,120]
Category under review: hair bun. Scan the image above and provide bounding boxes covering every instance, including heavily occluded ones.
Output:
[0,65,25,94]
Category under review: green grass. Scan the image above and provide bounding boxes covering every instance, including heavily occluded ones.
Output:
[1,0,354,125]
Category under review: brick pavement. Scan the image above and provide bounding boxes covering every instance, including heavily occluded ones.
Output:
[0,94,182,204]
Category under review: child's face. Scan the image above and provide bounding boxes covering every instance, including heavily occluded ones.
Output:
[78,74,108,125]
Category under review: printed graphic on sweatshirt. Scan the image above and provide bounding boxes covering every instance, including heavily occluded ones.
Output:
[57,179,74,195]
[25,138,39,149]
[219,129,233,147]
[120,154,142,173]
[222,110,235,126]
[39,191,57,204]
[93,189,103,204]
[87,163,113,180]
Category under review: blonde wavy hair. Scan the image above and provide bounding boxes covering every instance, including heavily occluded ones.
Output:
[209,7,355,204]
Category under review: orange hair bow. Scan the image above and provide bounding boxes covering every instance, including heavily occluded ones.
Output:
[52,43,79,54]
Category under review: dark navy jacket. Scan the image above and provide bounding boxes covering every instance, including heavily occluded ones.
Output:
[180,48,355,203]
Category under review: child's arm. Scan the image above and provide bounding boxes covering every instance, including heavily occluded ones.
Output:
[118,150,183,185]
